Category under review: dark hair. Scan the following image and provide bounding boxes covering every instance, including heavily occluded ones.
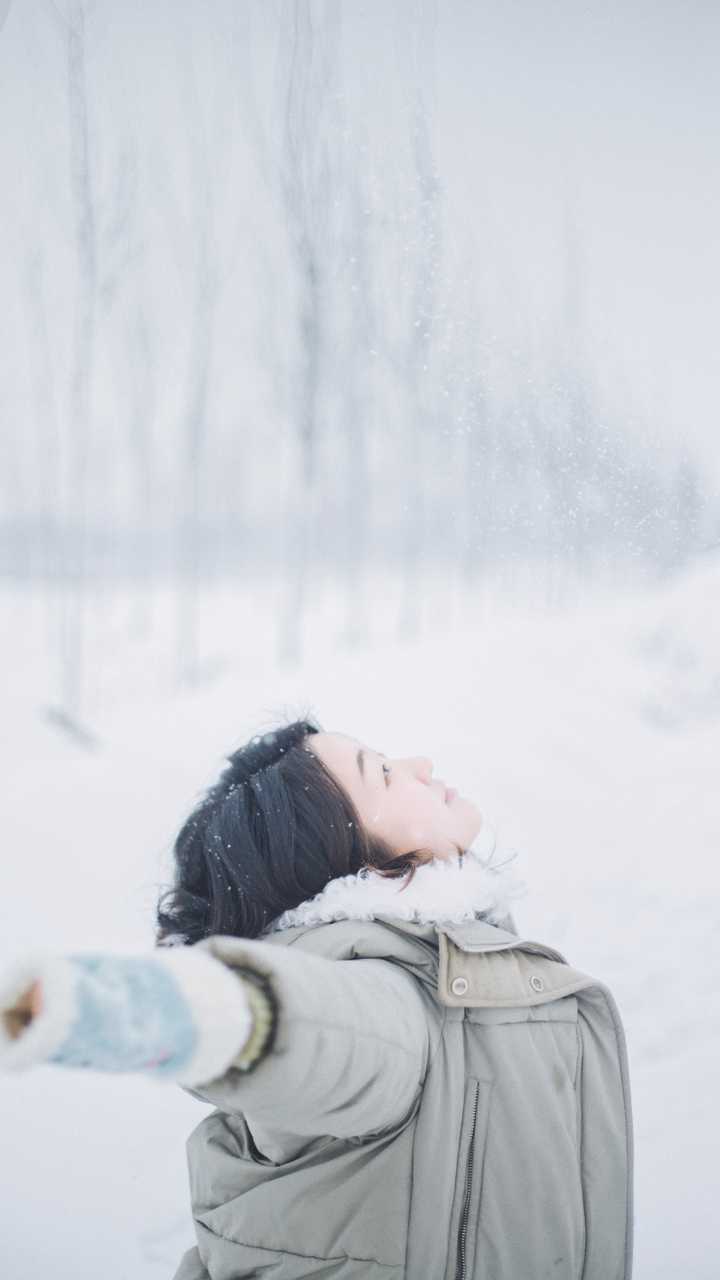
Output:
[155,713,445,946]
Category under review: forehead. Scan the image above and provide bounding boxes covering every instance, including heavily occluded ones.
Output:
[310,730,359,762]
[309,732,365,782]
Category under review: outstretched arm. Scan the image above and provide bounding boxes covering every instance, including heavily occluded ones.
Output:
[0,947,268,1083]
[0,935,432,1139]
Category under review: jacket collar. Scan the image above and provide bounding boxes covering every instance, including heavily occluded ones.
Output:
[264,836,528,935]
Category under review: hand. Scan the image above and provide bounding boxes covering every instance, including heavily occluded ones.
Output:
[2,980,43,1040]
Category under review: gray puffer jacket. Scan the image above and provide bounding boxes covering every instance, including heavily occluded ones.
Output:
[171,852,634,1280]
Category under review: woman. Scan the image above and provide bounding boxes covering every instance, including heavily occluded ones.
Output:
[0,715,634,1279]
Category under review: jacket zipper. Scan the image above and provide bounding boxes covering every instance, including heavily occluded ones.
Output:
[455,1080,480,1280]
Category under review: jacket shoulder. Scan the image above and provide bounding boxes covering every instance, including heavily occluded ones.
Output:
[260,918,440,989]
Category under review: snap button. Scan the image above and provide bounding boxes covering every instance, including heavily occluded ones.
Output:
[451,976,469,997]
[529,974,545,993]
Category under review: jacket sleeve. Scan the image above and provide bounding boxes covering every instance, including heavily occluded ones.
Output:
[183,932,433,1139]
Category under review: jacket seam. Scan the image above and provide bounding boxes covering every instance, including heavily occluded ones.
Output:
[589,985,634,1279]
[575,1019,588,1275]
[198,1222,398,1267]
[281,1012,426,1057]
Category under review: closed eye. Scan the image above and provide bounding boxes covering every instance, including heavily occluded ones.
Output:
[382,762,392,786]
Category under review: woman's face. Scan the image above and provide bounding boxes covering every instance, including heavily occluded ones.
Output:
[307,731,483,861]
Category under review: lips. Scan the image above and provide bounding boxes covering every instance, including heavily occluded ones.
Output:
[444,786,458,804]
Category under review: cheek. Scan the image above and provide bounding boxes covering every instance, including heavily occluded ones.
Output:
[400,792,445,844]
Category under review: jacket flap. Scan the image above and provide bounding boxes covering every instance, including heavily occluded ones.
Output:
[439,920,571,963]
[440,920,528,951]
[437,931,596,1008]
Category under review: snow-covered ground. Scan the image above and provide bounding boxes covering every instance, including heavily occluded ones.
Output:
[1,560,718,1279]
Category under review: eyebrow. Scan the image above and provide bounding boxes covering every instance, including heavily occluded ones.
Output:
[356,746,386,784]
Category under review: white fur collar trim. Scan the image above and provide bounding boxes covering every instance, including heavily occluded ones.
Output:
[265,835,528,934]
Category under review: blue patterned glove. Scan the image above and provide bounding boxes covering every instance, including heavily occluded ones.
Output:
[46,953,198,1076]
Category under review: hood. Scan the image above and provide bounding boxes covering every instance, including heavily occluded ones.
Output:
[264,833,528,935]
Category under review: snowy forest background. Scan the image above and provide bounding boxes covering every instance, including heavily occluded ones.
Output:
[1,2,719,1278]
[1,0,719,719]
